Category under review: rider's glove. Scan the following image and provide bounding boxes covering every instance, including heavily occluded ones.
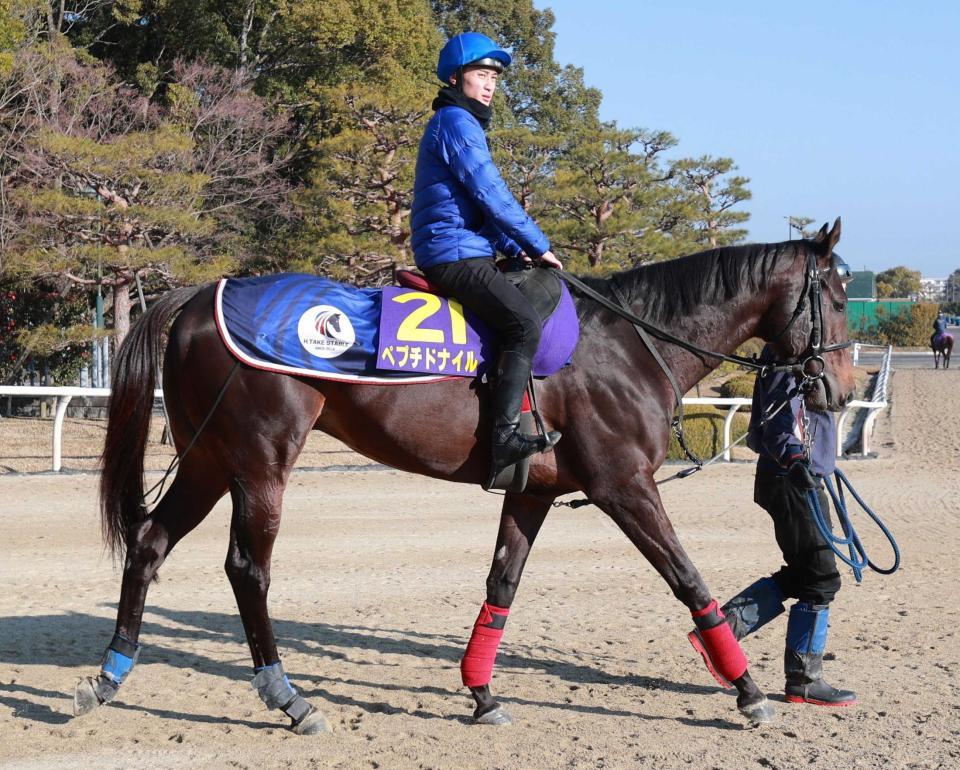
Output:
[787,458,819,490]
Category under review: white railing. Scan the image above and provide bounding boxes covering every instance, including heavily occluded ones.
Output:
[0,386,163,472]
[0,352,895,472]
[836,344,892,456]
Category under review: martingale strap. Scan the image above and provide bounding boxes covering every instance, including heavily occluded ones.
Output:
[610,280,702,468]
[460,602,510,687]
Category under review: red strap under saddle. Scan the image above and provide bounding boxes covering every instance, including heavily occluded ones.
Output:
[394,269,448,296]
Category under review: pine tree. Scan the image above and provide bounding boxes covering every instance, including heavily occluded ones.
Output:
[295,86,430,284]
[537,125,680,271]
[2,44,293,347]
[670,156,751,250]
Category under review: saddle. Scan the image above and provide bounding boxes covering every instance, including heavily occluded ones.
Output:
[395,265,566,493]
[395,264,564,323]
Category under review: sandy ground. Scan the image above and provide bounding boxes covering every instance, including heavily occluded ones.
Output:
[1,369,958,769]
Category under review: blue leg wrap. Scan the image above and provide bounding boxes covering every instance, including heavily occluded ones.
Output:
[100,634,141,685]
[721,576,785,640]
[785,602,830,655]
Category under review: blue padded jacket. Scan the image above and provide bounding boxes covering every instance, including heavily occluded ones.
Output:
[411,105,550,269]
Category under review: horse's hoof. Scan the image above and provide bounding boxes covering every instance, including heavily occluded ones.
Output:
[474,706,512,726]
[290,710,331,735]
[73,677,101,717]
[738,696,776,725]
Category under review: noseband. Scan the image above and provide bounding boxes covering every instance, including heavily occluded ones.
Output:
[767,249,852,383]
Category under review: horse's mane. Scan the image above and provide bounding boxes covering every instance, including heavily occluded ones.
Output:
[576,240,803,328]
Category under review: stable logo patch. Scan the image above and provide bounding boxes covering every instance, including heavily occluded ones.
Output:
[297,304,356,358]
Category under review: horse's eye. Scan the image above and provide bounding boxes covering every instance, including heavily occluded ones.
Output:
[833,301,845,312]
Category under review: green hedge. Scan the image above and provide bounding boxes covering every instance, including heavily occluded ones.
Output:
[666,405,751,461]
[875,302,940,346]
[718,373,756,399]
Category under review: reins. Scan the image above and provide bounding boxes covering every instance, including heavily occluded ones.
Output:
[807,469,901,583]
[553,251,843,477]
[542,250,850,508]
[556,270,787,374]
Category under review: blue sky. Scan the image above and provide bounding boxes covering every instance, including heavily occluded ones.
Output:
[536,1,959,277]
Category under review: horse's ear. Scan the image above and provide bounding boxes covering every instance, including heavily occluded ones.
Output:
[814,217,841,255]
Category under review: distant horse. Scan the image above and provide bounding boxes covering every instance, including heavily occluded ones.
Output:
[75,221,853,733]
[932,332,953,369]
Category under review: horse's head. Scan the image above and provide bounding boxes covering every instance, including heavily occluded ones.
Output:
[760,217,855,411]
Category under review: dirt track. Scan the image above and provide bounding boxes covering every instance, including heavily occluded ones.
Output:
[1,369,958,769]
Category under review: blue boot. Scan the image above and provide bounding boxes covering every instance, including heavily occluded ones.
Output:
[721,577,786,640]
[784,602,857,706]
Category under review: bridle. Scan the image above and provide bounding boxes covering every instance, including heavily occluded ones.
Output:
[765,248,853,384]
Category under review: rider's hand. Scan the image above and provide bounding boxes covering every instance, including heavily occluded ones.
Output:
[537,250,562,269]
[787,459,819,490]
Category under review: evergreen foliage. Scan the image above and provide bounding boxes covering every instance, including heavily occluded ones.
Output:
[875,302,940,347]
[666,405,750,461]
[1,0,758,381]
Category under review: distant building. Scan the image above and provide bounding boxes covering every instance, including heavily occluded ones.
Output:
[919,277,947,302]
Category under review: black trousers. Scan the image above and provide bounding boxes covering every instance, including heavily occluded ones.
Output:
[754,470,842,605]
[423,258,541,360]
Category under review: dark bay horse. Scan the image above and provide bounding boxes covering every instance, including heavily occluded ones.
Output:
[932,332,953,369]
[75,220,854,734]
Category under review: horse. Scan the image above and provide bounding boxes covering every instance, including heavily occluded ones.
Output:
[931,332,953,369]
[74,219,854,734]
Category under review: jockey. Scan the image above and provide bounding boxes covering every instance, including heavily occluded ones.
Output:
[411,32,561,489]
[934,311,947,336]
[690,348,857,706]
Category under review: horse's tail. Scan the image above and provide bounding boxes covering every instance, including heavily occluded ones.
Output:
[99,284,208,560]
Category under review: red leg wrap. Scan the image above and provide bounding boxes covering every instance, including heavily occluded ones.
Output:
[692,599,748,683]
[460,602,510,688]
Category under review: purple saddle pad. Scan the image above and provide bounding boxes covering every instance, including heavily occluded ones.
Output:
[377,281,579,378]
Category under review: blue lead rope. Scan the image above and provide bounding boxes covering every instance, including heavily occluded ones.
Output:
[806,468,901,583]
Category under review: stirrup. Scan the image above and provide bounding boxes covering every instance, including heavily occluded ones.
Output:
[483,429,560,491]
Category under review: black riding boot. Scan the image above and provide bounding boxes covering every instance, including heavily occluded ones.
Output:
[484,351,560,490]
[784,602,857,706]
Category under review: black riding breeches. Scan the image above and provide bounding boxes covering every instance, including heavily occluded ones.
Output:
[754,471,842,605]
[423,258,541,361]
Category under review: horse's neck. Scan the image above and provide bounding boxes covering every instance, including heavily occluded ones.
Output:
[609,248,798,396]
[654,302,764,395]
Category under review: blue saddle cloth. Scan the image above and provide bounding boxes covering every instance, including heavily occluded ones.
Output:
[215,273,579,383]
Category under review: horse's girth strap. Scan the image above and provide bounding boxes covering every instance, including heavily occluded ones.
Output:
[461,602,510,688]
[691,599,748,683]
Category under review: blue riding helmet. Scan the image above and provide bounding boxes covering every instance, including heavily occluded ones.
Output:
[437,32,511,84]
